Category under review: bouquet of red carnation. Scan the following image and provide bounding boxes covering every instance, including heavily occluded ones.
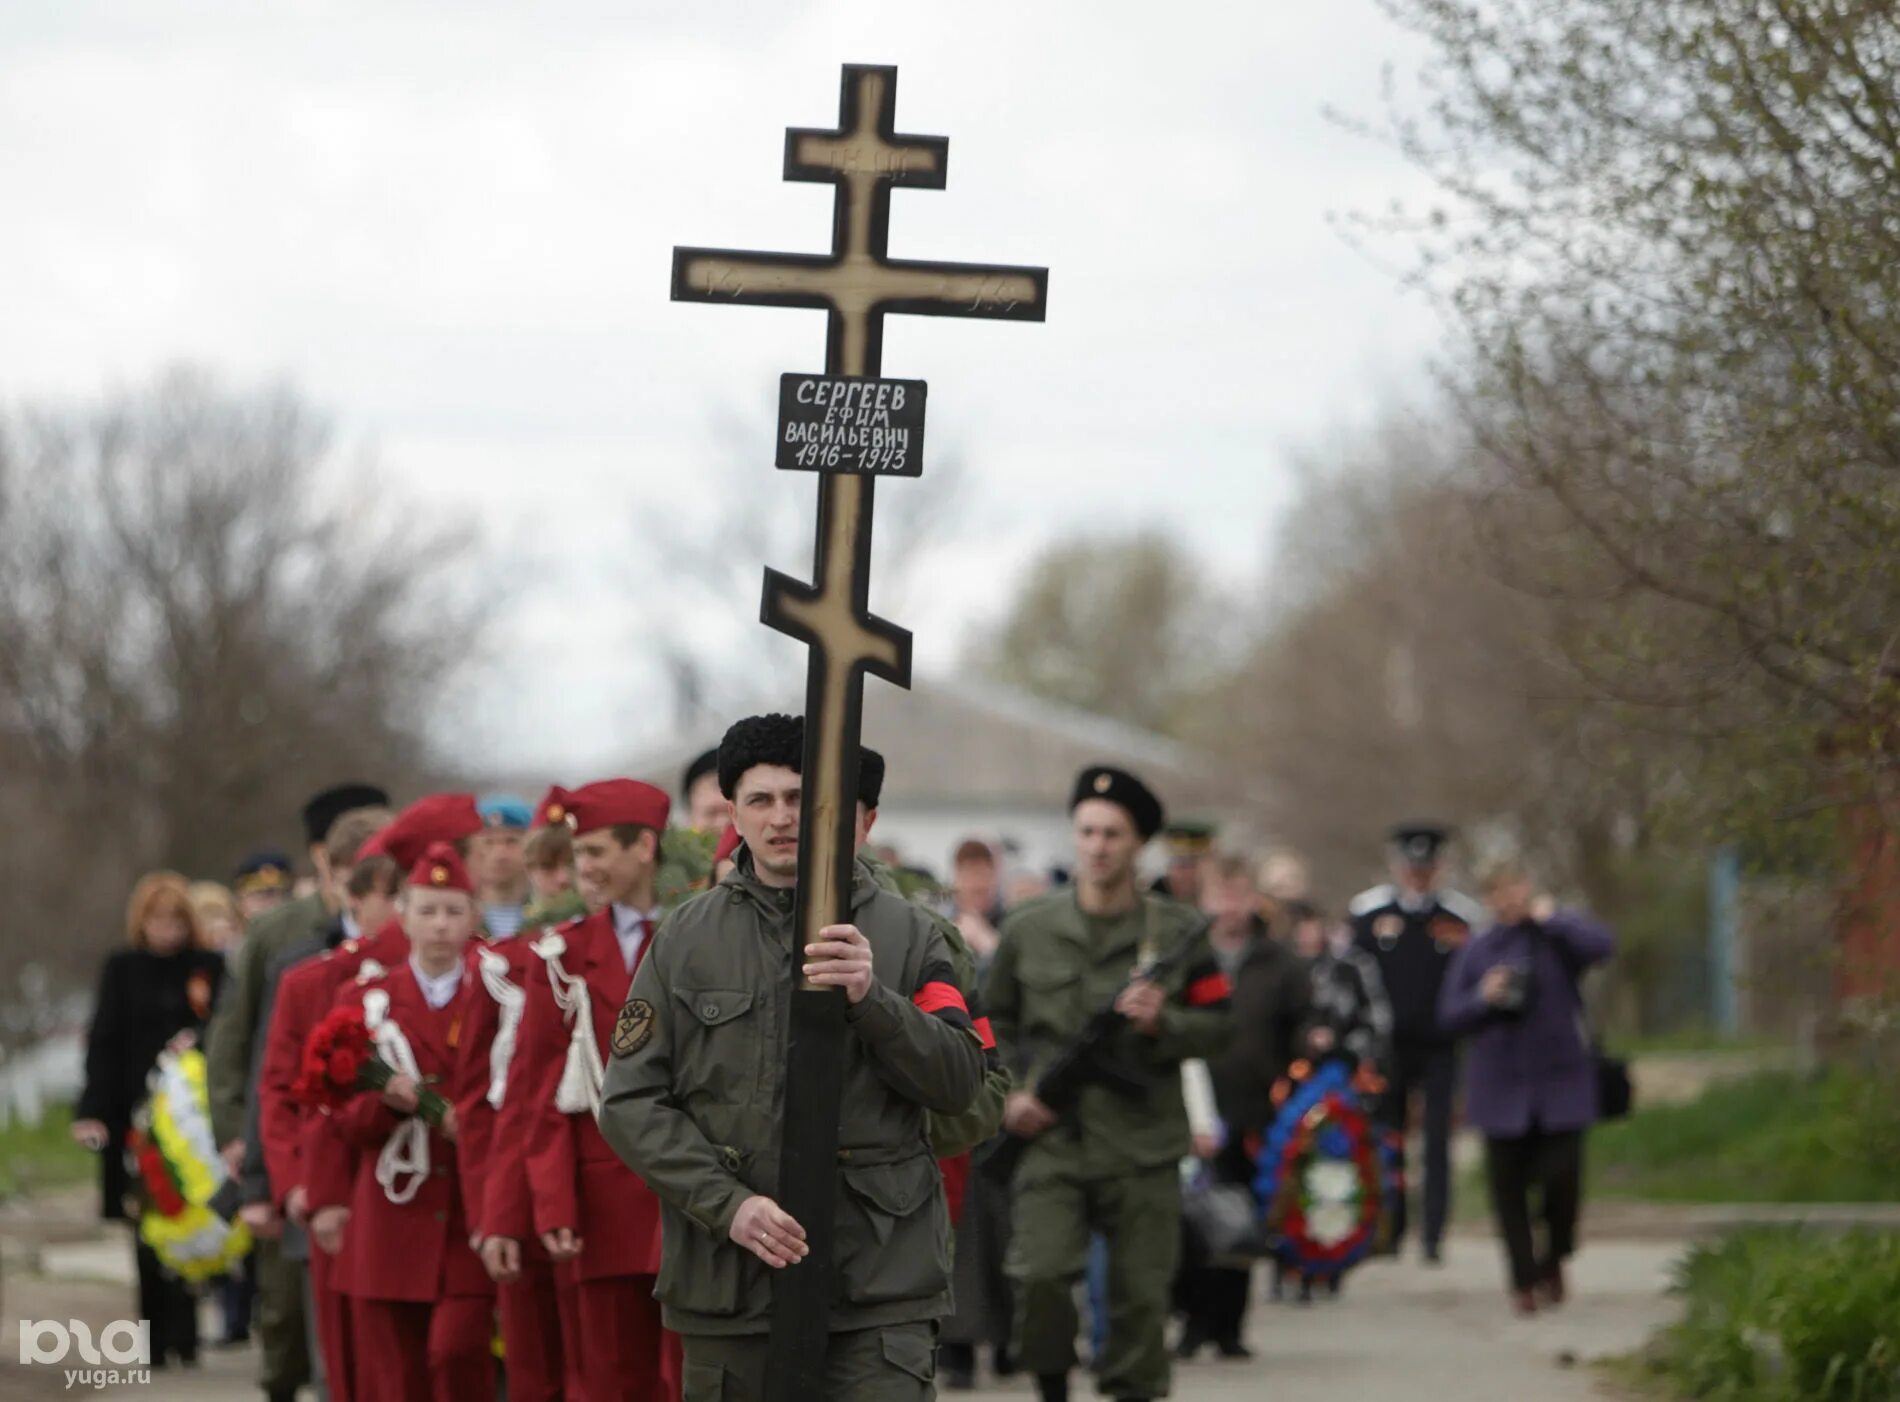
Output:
[295,1004,451,1127]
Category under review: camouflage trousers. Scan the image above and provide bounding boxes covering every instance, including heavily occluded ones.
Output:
[1007,1166,1181,1400]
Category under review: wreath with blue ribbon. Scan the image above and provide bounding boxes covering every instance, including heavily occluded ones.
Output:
[1252,1058,1398,1278]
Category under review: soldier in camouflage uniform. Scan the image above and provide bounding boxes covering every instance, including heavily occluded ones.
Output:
[986,767,1234,1402]
[599,714,989,1401]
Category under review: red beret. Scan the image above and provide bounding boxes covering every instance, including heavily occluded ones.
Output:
[713,823,742,865]
[564,779,670,836]
[533,785,573,831]
[407,841,474,895]
[357,793,483,869]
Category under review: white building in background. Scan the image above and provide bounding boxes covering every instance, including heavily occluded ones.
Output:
[631,675,1254,883]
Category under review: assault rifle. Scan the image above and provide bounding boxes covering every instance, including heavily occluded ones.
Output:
[977,924,1209,1184]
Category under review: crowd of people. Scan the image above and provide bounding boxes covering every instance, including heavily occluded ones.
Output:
[72,713,1617,1402]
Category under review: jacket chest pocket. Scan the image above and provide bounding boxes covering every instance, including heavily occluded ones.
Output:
[673,987,760,1105]
[1016,962,1082,1037]
[834,1155,947,1307]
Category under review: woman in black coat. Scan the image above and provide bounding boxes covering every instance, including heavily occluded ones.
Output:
[72,870,226,1369]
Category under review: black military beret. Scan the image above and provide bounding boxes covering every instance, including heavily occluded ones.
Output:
[716,714,884,807]
[1389,822,1452,866]
[301,783,390,846]
[1070,764,1165,841]
[680,747,720,800]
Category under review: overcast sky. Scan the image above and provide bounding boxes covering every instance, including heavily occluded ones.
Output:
[0,1,1444,776]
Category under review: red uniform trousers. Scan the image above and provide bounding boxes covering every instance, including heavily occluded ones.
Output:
[267,929,406,1402]
[456,934,577,1402]
[492,1252,573,1402]
[575,1275,677,1402]
[330,962,494,1402]
[559,1266,586,1400]
[349,1295,493,1402]
[514,908,677,1402]
[308,1241,354,1401]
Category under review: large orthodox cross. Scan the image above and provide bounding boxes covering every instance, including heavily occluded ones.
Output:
[672,63,1045,1396]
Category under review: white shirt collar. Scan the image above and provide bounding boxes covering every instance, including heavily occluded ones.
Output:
[1398,889,1435,915]
[611,903,660,971]
[341,909,361,941]
[409,955,464,1010]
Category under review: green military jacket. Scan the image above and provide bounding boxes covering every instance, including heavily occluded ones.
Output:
[985,889,1234,1183]
[204,891,332,1146]
[598,853,987,1337]
[860,852,1010,1158]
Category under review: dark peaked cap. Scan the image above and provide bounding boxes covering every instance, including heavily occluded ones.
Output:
[1070,765,1165,841]
[301,782,389,846]
[1388,822,1453,865]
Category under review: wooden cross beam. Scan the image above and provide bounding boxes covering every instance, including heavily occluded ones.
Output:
[670,62,1045,1398]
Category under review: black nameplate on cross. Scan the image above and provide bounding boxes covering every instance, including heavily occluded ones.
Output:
[670,62,1046,1399]
[776,373,927,477]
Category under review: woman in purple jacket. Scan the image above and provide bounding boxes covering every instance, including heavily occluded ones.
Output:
[1438,861,1615,1315]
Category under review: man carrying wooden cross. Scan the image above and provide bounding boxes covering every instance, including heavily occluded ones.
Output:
[599,713,986,1401]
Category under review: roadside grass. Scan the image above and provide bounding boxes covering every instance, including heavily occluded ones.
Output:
[1613,1027,1788,1057]
[0,1107,96,1200]
[1587,1068,1898,1204]
[1453,1066,1897,1223]
[1608,1229,1900,1401]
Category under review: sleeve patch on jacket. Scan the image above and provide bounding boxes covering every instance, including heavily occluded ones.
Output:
[612,998,655,1057]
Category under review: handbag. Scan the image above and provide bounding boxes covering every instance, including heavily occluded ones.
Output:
[1181,1179,1268,1266]
[1594,1048,1633,1121]
[1540,918,1633,1123]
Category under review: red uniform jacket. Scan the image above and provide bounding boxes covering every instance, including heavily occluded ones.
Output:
[329,957,492,1304]
[260,952,330,1207]
[513,908,664,1281]
[258,937,370,1208]
[451,932,543,1244]
[301,924,412,1220]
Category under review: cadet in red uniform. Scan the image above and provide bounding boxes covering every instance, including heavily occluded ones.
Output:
[290,795,486,1389]
[256,852,401,1402]
[455,785,581,1402]
[329,842,493,1402]
[503,779,677,1402]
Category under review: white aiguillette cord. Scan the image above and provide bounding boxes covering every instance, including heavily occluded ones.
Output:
[531,932,604,1119]
[362,988,430,1205]
[477,945,526,1111]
